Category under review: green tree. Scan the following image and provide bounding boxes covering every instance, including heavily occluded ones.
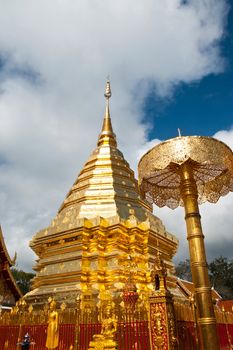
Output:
[175,259,192,282]
[11,268,35,295]
[209,256,233,300]
[176,256,233,300]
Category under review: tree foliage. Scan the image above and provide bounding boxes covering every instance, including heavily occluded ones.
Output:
[175,259,192,282]
[11,268,35,295]
[209,256,233,300]
[176,256,233,300]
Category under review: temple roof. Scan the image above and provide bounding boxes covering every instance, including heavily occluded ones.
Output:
[0,226,16,267]
[56,81,152,224]
[0,226,22,302]
[177,278,221,301]
[28,82,178,303]
[31,81,178,255]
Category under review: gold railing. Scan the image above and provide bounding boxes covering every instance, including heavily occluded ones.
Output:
[0,294,148,327]
[174,299,233,325]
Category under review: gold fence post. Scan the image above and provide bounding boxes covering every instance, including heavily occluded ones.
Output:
[15,298,27,349]
[148,252,177,350]
[189,294,199,349]
[74,295,81,350]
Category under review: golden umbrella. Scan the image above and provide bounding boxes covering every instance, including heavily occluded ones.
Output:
[138,136,233,350]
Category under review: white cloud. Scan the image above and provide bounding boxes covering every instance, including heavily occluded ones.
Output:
[0,0,229,270]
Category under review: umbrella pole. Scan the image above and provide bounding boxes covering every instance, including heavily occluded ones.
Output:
[180,161,220,350]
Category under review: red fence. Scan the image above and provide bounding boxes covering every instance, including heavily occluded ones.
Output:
[79,323,101,350]
[177,321,233,350]
[217,323,233,350]
[117,321,150,350]
[1,321,232,349]
[0,325,20,350]
[177,321,197,349]
[0,321,149,350]
[0,324,75,350]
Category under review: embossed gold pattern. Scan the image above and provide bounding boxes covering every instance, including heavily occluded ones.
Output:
[138,136,233,208]
[149,251,177,350]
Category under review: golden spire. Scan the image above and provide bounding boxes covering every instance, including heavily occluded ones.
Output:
[98,80,117,147]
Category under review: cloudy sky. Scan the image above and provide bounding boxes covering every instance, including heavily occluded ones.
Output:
[0,0,232,271]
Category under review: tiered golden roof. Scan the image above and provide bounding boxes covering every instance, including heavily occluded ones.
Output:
[26,81,178,306]
[57,80,151,221]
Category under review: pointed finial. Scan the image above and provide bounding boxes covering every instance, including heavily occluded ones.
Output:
[104,78,112,119]
[104,79,111,121]
[98,79,117,147]
[178,128,181,137]
[12,251,17,265]
[104,79,112,100]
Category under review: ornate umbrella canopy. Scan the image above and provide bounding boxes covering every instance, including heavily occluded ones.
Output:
[138,136,233,209]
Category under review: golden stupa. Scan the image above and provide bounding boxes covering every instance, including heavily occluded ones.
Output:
[2,82,233,350]
[25,81,178,307]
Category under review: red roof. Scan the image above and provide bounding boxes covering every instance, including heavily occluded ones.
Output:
[0,226,22,302]
[0,226,16,266]
[177,278,222,300]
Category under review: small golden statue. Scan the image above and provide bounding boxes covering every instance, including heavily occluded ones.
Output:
[100,305,117,339]
[88,304,117,350]
[46,299,59,350]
